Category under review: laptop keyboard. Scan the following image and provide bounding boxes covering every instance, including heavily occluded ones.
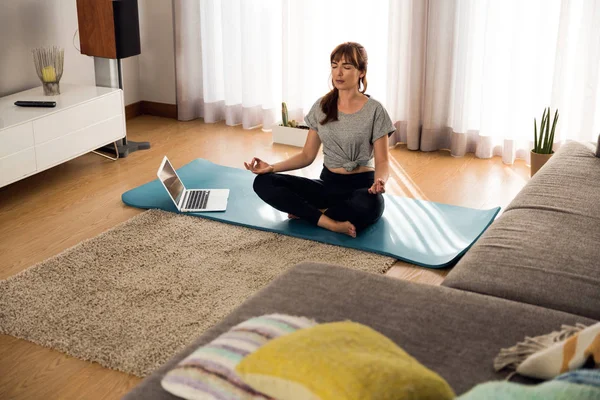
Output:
[184,190,210,210]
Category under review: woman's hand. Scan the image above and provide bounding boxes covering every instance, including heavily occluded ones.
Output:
[368,178,386,194]
[244,157,274,175]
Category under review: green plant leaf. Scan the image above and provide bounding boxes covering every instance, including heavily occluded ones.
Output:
[539,109,547,152]
[541,108,548,153]
[549,110,559,153]
[533,118,538,153]
[540,109,546,153]
[545,108,552,153]
[540,108,546,153]
[281,102,288,126]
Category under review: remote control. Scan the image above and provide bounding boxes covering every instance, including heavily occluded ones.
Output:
[15,100,57,108]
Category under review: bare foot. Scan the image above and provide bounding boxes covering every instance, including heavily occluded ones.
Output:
[332,221,357,238]
[317,215,357,238]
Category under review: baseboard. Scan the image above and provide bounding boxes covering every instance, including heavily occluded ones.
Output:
[125,101,178,120]
[125,102,142,120]
[141,101,178,119]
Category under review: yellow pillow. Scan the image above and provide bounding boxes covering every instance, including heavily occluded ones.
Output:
[235,321,455,400]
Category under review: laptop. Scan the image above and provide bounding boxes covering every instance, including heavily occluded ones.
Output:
[157,156,229,212]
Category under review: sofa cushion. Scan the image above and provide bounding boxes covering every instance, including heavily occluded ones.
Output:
[161,314,316,400]
[123,262,597,399]
[443,141,600,320]
[442,208,600,320]
[506,141,600,214]
[235,321,455,400]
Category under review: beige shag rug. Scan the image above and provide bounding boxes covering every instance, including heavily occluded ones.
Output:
[0,209,395,377]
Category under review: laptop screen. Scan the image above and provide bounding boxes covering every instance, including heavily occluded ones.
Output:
[158,158,185,205]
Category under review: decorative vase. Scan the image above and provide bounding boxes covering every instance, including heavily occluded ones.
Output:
[272,124,309,147]
[32,46,64,96]
[530,150,553,177]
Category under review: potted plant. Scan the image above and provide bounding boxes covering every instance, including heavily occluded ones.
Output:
[531,107,559,177]
[272,102,310,147]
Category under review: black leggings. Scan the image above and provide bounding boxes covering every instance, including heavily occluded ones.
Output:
[253,167,384,232]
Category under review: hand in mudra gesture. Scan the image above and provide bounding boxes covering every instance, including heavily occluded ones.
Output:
[244,157,274,175]
[368,178,386,194]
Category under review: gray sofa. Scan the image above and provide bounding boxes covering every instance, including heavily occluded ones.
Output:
[443,141,600,320]
[124,141,600,399]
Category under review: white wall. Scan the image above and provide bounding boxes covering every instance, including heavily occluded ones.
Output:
[122,56,141,106]
[0,0,175,106]
[0,0,95,97]
[138,0,177,105]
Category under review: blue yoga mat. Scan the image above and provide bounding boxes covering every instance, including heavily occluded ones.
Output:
[122,159,500,269]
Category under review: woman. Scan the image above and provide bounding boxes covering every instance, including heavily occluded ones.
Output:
[244,42,396,238]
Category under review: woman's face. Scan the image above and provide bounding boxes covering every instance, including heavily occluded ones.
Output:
[331,56,364,91]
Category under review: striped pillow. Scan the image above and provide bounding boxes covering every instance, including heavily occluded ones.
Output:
[161,314,317,400]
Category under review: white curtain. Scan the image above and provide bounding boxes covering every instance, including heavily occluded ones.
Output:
[174,0,390,129]
[411,0,600,163]
[174,0,600,164]
[385,0,428,150]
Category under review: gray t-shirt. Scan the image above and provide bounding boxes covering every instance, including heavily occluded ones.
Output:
[304,96,396,172]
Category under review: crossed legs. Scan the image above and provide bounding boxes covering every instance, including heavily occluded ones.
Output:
[253,173,384,237]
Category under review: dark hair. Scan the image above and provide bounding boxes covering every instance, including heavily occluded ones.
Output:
[320,42,368,125]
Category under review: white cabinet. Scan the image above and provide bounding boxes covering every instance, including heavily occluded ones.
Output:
[0,84,126,188]
[0,148,37,188]
[0,123,34,159]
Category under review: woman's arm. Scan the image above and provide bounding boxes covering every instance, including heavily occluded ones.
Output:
[272,129,321,173]
[373,135,390,182]
[369,135,390,194]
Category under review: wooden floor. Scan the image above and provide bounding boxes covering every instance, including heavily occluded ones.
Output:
[0,116,531,399]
